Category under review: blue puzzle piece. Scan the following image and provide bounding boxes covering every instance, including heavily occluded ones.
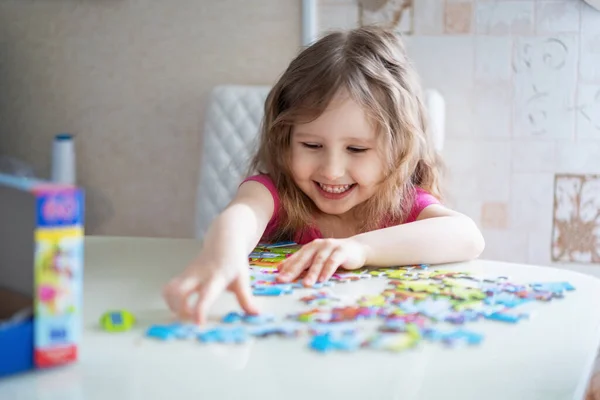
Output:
[146,323,201,340]
[253,285,293,296]
[422,328,483,346]
[249,322,302,338]
[309,332,363,353]
[484,292,531,308]
[197,327,249,344]
[146,325,178,341]
[530,282,575,293]
[222,312,243,324]
[243,314,275,325]
[222,311,275,325]
[172,324,202,339]
[485,312,528,323]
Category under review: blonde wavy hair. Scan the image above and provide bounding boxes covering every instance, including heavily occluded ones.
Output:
[248,26,444,241]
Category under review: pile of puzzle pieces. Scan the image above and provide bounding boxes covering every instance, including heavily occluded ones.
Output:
[145,242,576,354]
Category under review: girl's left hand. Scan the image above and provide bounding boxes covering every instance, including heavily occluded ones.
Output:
[276,238,369,286]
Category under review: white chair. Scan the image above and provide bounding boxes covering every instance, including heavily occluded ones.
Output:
[195,85,445,238]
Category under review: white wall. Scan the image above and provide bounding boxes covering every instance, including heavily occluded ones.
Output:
[0,0,301,238]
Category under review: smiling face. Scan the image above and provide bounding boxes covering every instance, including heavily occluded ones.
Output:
[290,90,386,218]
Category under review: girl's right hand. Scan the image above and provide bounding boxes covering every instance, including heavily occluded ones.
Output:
[162,253,259,325]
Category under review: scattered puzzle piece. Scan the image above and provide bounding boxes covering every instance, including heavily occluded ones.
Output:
[366,332,419,352]
[253,285,293,296]
[221,311,275,325]
[139,242,577,354]
[146,325,176,341]
[309,332,364,353]
[249,322,303,338]
[421,328,484,346]
[484,312,529,323]
[299,290,342,306]
[197,327,250,344]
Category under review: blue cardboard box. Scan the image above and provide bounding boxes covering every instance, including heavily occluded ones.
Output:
[0,173,84,378]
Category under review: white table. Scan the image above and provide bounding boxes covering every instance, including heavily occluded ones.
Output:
[2,236,600,400]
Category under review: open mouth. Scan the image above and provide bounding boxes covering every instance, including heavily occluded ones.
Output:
[314,181,356,200]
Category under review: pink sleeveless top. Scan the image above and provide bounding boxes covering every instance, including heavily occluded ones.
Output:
[242,174,440,245]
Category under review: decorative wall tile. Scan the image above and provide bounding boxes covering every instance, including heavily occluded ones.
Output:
[580,34,600,83]
[320,3,360,34]
[474,83,512,138]
[475,1,534,35]
[413,0,444,35]
[511,140,556,173]
[405,36,475,137]
[513,35,578,138]
[552,174,600,263]
[577,84,600,139]
[445,2,472,34]
[535,0,580,34]
[442,139,511,202]
[509,173,555,233]
[481,202,508,229]
[360,0,413,33]
[475,36,513,83]
[480,229,529,264]
[555,141,600,174]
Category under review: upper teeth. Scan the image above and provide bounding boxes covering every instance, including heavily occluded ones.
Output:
[319,183,352,193]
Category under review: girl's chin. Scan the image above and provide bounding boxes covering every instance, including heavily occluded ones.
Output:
[313,200,356,217]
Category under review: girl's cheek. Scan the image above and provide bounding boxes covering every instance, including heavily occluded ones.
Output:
[353,157,383,183]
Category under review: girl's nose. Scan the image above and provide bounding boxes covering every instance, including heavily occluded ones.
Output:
[320,153,345,181]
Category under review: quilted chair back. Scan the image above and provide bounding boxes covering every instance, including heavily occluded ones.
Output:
[195,85,445,238]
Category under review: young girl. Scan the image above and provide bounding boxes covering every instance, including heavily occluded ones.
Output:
[163,26,485,324]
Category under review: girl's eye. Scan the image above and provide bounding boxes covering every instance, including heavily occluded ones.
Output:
[348,147,369,153]
[302,143,321,149]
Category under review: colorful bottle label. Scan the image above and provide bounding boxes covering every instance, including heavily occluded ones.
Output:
[35,188,84,228]
[33,188,84,368]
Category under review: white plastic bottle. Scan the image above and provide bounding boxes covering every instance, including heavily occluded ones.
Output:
[51,133,76,185]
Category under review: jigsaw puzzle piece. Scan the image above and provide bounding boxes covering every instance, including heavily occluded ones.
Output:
[309,332,364,353]
[422,328,483,346]
[248,322,303,338]
[253,284,293,296]
[197,327,250,344]
[366,332,420,352]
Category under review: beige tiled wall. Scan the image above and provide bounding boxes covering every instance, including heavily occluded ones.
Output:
[0,0,300,237]
[319,0,600,274]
